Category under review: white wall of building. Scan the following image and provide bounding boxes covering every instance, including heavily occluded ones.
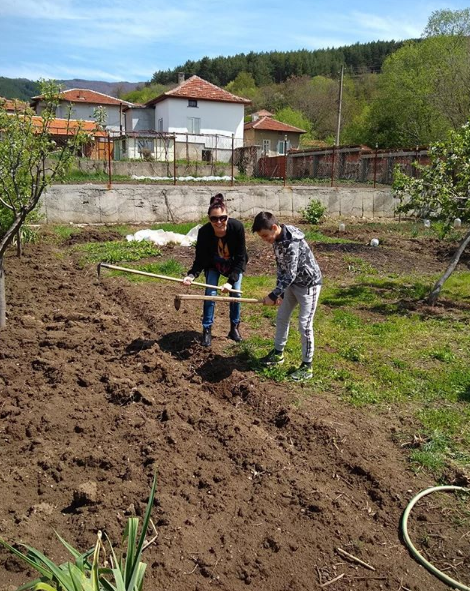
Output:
[125,108,155,132]
[35,102,124,132]
[154,98,245,147]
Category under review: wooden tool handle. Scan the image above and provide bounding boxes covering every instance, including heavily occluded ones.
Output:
[176,294,262,304]
[98,263,242,293]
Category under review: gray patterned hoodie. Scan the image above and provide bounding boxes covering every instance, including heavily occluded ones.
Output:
[268,224,322,301]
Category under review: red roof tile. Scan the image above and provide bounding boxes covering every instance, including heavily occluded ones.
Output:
[145,75,251,106]
[31,89,133,107]
[1,97,29,112]
[244,116,305,134]
[30,116,107,136]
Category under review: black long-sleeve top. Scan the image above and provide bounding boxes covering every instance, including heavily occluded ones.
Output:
[187,218,248,285]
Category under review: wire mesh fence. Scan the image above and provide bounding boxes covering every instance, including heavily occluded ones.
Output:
[89,134,430,187]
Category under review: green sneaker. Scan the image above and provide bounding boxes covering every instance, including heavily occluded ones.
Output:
[259,349,285,366]
[290,363,313,381]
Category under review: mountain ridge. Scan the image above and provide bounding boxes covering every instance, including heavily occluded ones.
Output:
[0,77,144,101]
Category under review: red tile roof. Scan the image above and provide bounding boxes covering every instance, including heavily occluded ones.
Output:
[145,75,251,106]
[31,89,133,107]
[244,116,305,134]
[30,116,107,136]
[1,97,29,112]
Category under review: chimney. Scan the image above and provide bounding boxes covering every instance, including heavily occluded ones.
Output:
[178,72,185,85]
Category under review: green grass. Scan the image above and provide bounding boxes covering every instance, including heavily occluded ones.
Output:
[150,221,203,234]
[123,259,186,281]
[76,240,161,264]
[241,262,470,480]
[52,225,82,240]
[303,228,354,244]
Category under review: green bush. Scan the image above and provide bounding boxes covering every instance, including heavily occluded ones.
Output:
[301,199,326,225]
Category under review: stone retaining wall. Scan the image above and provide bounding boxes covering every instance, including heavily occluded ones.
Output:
[40,184,397,224]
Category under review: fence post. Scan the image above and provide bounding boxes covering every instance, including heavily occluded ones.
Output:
[107,133,112,190]
[330,145,335,187]
[173,134,177,185]
[373,143,378,188]
[283,135,288,187]
[231,134,234,187]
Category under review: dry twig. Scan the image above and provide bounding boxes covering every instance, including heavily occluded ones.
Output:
[320,573,344,587]
[336,547,375,571]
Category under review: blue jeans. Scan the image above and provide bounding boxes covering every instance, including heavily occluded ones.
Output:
[202,268,242,328]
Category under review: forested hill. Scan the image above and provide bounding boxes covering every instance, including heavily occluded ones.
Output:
[0,77,41,101]
[0,78,142,101]
[151,40,409,86]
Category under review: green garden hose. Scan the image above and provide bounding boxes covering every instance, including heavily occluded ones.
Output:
[401,485,470,591]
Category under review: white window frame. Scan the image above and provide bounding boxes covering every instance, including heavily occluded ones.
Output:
[187,117,201,134]
[262,139,270,154]
[278,139,290,155]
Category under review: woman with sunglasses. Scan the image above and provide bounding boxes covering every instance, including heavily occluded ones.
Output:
[183,193,248,347]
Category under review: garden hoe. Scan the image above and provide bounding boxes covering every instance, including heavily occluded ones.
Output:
[174,293,263,311]
[97,262,242,293]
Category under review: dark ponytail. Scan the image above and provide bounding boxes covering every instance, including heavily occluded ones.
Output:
[208,193,226,215]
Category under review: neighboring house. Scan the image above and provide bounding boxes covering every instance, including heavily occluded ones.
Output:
[30,89,134,134]
[244,111,305,156]
[119,74,251,162]
[1,97,29,112]
[30,116,108,158]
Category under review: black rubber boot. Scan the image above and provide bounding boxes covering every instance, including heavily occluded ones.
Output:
[228,322,242,342]
[202,327,212,347]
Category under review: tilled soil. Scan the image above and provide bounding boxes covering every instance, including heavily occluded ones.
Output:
[1,223,469,591]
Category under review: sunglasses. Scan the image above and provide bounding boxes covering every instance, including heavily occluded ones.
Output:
[210,215,228,223]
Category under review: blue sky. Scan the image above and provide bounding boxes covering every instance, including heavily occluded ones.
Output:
[1,0,469,83]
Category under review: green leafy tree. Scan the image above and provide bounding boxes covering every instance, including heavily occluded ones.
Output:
[122,82,169,104]
[393,122,470,304]
[423,8,470,36]
[225,71,259,101]
[0,80,89,328]
[274,106,313,143]
[362,9,470,148]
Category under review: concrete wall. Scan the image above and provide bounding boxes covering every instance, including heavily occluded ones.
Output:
[39,184,398,225]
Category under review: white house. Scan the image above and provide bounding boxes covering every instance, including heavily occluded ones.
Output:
[31,89,134,134]
[119,75,251,163]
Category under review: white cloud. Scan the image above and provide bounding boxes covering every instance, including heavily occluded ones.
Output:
[0,0,86,20]
[349,11,424,40]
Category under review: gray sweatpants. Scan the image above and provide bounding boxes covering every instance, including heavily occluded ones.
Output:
[274,283,321,364]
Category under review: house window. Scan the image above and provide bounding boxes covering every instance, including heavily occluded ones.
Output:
[157,118,163,132]
[187,117,201,134]
[188,99,198,108]
[278,139,290,154]
[262,139,270,154]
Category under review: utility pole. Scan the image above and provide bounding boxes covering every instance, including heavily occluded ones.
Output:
[335,65,344,147]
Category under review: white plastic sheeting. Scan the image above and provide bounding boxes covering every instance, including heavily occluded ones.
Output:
[131,175,232,182]
[126,225,201,246]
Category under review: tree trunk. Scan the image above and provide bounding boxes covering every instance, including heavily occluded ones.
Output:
[16,229,22,257]
[0,256,6,329]
[426,227,470,305]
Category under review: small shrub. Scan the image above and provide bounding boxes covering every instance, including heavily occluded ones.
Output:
[301,199,326,225]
